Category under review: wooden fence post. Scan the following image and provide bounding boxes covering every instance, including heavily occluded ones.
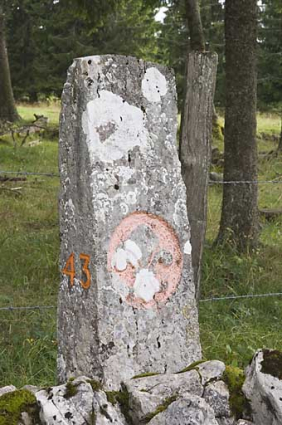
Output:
[180,52,218,300]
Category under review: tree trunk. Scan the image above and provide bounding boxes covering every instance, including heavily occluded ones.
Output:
[0,8,19,122]
[217,0,258,251]
[278,115,282,152]
[185,0,205,51]
[180,52,217,299]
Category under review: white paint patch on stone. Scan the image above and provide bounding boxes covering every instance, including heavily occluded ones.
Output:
[82,90,149,163]
[142,67,167,103]
[134,269,160,302]
[112,240,142,270]
[114,248,127,271]
[184,240,192,255]
[125,240,142,267]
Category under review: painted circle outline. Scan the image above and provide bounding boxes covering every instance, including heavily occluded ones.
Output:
[107,211,183,309]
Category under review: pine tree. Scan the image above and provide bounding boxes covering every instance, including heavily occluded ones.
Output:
[6,0,160,99]
[0,5,19,121]
[157,0,224,108]
[217,0,258,251]
[258,0,282,108]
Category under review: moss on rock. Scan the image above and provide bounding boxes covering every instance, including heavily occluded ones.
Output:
[105,388,132,424]
[90,409,97,425]
[144,395,177,423]
[87,379,103,392]
[64,381,78,399]
[223,365,249,419]
[0,389,40,425]
[105,391,119,405]
[177,359,206,374]
[261,349,282,380]
[132,372,160,379]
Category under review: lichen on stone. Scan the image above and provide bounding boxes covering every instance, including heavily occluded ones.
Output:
[261,349,282,380]
[0,389,40,425]
[223,365,249,419]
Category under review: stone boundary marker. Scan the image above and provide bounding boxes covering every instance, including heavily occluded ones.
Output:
[58,55,201,389]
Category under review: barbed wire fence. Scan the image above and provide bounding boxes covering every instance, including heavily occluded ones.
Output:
[0,168,282,312]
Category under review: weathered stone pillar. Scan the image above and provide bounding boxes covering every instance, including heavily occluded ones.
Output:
[58,55,201,390]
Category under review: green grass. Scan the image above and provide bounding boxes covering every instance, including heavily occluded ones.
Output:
[0,105,281,387]
[201,111,282,368]
[17,102,60,127]
[0,104,59,387]
[257,112,281,136]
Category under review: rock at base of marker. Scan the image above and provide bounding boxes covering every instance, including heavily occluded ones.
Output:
[58,55,201,389]
[243,349,282,425]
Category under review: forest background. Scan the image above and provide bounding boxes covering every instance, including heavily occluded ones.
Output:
[3,0,282,111]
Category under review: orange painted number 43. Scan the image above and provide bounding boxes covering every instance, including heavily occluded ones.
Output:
[62,253,91,289]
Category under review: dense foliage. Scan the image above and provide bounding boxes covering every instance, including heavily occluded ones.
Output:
[3,0,282,109]
[258,0,282,109]
[5,0,161,100]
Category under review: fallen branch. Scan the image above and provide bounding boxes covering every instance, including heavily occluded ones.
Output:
[0,176,27,182]
[0,186,22,196]
[259,209,282,221]
[0,114,49,147]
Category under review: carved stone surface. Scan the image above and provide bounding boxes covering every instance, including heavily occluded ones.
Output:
[58,55,201,389]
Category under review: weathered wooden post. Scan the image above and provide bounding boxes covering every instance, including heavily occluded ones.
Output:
[58,55,201,389]
[180,52,218,300]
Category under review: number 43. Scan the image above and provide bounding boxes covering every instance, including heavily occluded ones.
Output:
[62,253,91,289]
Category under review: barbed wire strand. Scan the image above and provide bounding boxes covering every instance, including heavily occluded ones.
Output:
[1,170,282,185]
[200,292,282,302]
[209,179,282,185]
[0,171,59,178]
[1,291,282,311]
[0,305,56,312]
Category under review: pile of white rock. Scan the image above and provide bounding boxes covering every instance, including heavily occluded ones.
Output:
[1,349,282,424]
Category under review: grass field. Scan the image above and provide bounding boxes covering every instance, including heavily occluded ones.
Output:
[0,105,281,387]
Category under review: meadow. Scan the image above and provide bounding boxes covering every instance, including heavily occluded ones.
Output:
[0,103,281,387]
